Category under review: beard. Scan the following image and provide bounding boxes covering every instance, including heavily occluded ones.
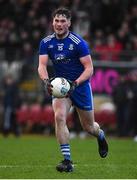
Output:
[55,29,69,39]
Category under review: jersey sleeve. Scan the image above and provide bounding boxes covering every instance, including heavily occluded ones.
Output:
[77,40,91,58]
[39,39,48,55]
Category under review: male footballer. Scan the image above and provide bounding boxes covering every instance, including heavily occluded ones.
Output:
[38,7,108,172]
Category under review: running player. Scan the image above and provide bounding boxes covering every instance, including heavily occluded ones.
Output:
[38,7,108,172]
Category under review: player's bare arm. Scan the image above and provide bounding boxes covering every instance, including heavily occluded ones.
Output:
[38,55,53,95]
[38,55,49,80]
[75,55,93,85]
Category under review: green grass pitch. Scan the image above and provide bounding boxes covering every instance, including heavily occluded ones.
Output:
[0,135,137,179]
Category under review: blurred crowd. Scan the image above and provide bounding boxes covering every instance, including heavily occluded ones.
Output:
[0,0,137,139]
[0,0,137,62]
[112,70,137,141]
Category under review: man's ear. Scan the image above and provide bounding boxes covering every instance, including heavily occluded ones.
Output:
[68,20,71,27]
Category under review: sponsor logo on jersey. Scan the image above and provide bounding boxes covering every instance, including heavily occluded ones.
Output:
[55,53,65,61]
[54,53,71,64]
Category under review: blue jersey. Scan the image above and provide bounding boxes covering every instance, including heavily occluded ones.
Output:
[39,31,91,82]
[39,32,93,111]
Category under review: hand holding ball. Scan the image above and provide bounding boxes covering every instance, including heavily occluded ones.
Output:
[50,77,70,98]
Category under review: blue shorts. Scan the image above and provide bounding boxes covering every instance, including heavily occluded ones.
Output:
[70,82,94,111]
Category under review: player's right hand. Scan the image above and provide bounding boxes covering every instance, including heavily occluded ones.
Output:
[69,81,77,92]
[43,79,53,95]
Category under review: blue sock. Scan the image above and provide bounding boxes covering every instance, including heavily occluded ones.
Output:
[60,144,71,161]
[98,130,105,140]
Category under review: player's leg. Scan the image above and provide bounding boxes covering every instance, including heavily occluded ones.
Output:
[52,98,74,172]
[76,108,108,158]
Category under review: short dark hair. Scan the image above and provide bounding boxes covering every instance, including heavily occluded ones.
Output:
[52,7,71,20]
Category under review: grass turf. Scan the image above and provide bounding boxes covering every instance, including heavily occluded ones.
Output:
[0,135,137,179]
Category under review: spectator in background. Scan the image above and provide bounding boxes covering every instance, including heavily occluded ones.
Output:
[73,11,90,38]
[20,42,34,81]
[2,74,21,137]
[129,5,137,35]
[105,34,123,61]
[114,70,137,139]
[130,36,137,62]
[112,75,129,136]
[94,34,123,61]
[127,70,137,141]
[100,0,126,33]
[116,21,131,61]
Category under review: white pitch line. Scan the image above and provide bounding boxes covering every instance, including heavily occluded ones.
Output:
[0,165,54,168]
[0,164,135,169]
[0,164,91,168]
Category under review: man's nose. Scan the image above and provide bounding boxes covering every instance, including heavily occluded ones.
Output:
[57,21,62,26]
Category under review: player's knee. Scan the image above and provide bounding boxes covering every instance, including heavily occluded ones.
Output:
[54,111,66,124]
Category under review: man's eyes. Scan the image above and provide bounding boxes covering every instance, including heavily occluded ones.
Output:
[55,19,66,23]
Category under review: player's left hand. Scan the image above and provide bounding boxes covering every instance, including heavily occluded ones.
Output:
[66,80,78,97]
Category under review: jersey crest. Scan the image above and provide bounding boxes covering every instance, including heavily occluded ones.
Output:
[68,44,74,50]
